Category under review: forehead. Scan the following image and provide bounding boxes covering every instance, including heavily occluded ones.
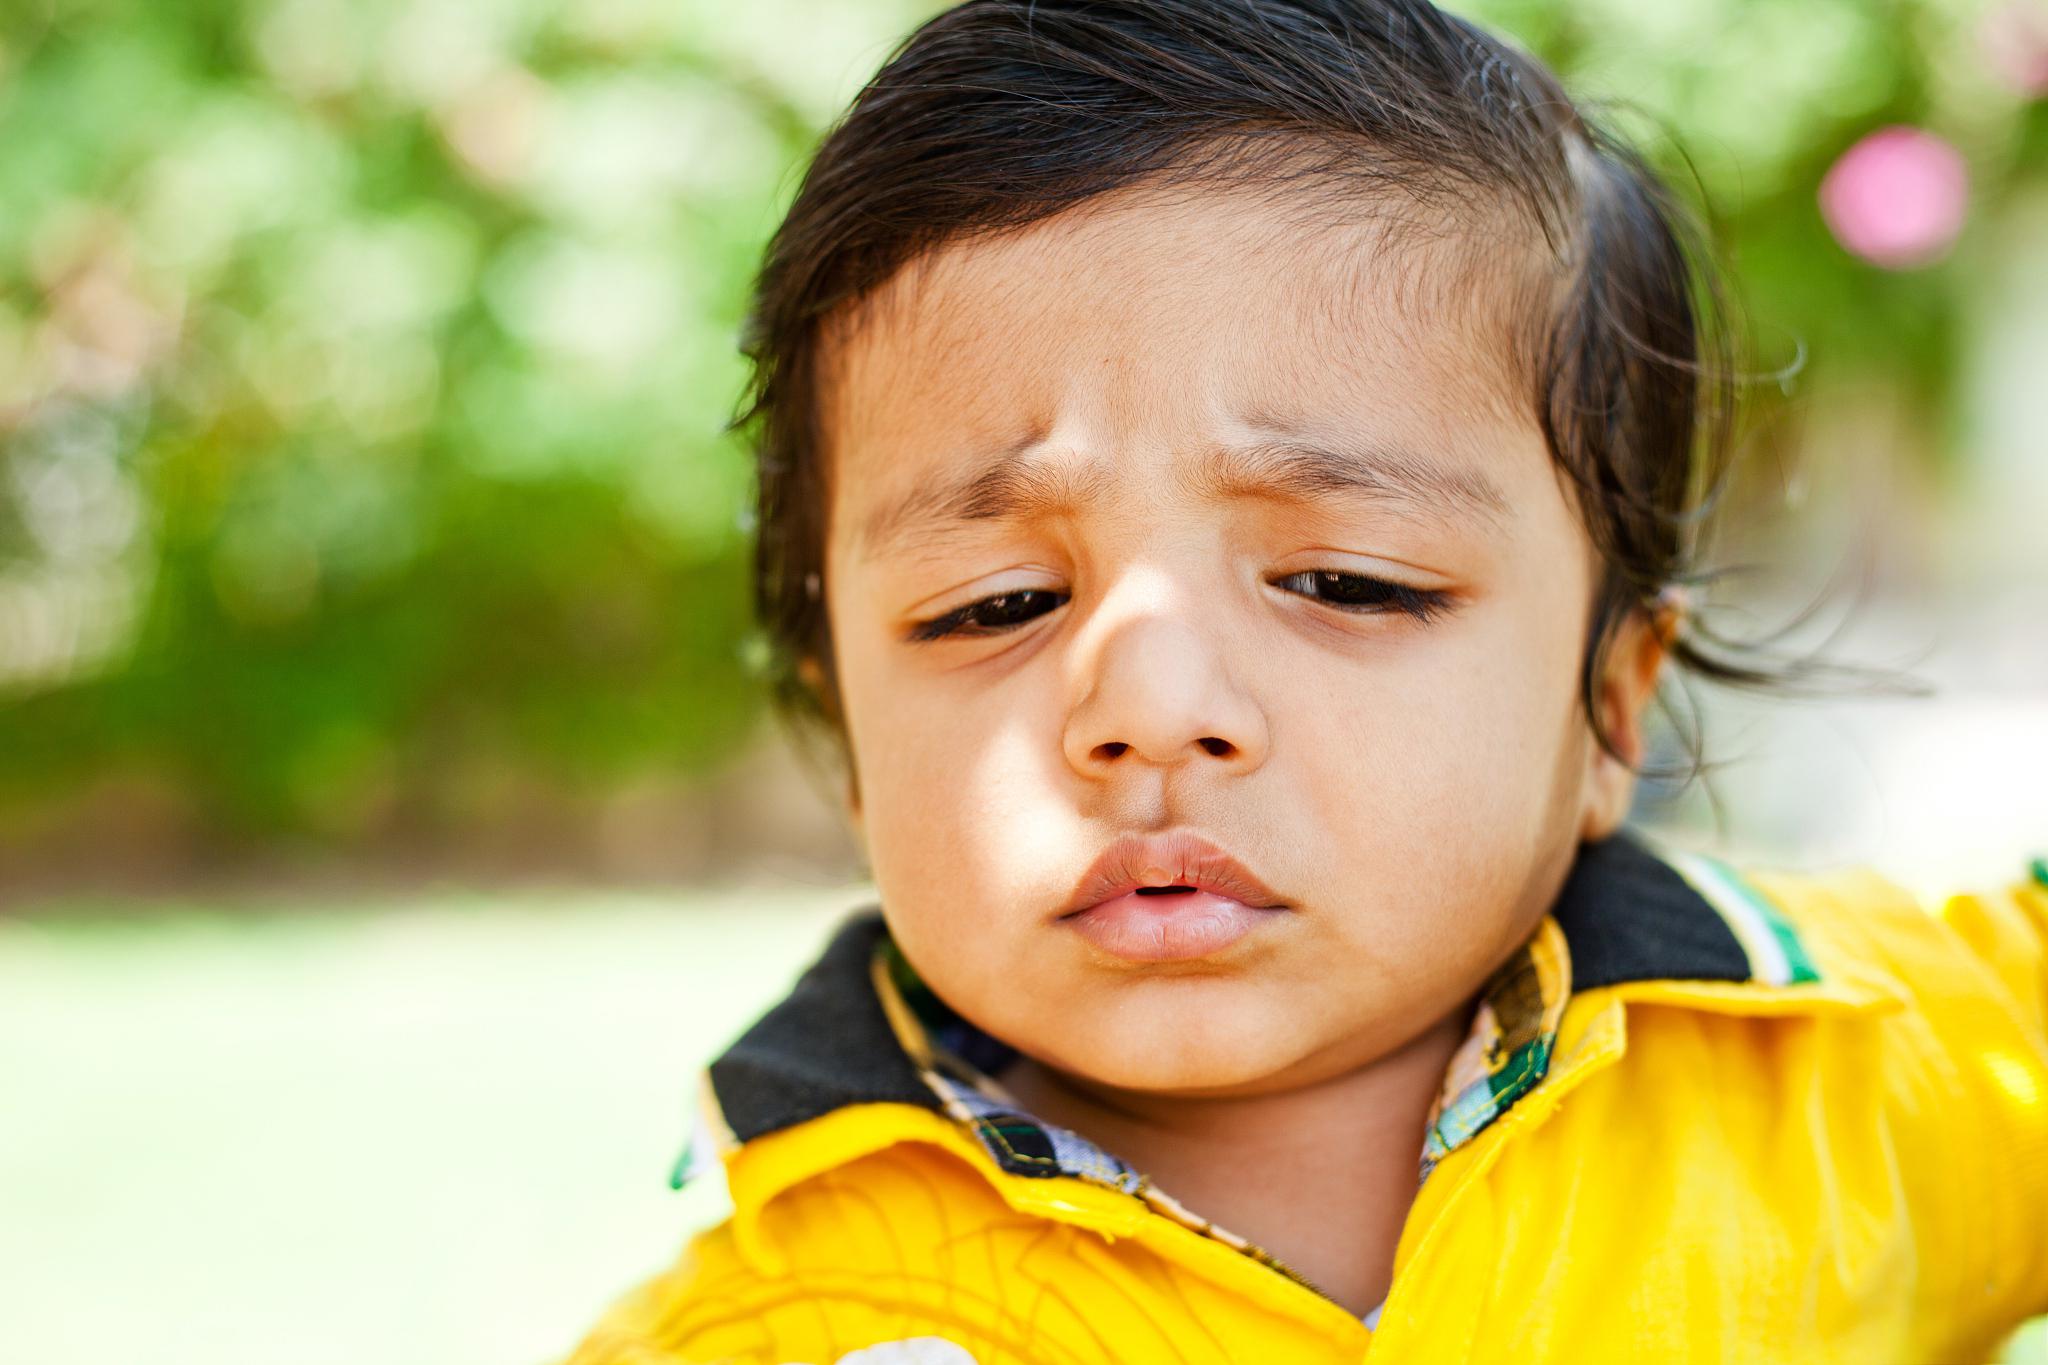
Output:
[817,181,1551,556]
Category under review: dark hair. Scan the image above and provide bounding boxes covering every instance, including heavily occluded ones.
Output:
[733,0,1825,787]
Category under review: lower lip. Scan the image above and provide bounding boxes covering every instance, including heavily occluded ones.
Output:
[1060,889,1286,963]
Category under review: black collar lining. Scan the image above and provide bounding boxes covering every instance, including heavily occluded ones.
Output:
[1550,828,1751,991]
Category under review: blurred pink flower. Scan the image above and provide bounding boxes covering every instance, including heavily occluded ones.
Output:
[1981,1,2048,97]
[1818,126,1969,270]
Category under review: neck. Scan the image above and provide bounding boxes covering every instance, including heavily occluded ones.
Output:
[994,998,1474,1317]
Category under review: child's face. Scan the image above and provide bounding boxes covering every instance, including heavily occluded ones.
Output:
[814,183,1660,1096]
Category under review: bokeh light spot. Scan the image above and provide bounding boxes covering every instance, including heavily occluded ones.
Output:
[1818,125,1969,270]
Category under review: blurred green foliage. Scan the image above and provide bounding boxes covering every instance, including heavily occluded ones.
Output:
[0,0,2042,841]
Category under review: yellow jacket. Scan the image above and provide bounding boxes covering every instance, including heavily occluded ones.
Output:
[562,831,2048,1364]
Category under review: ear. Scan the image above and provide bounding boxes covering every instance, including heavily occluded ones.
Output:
[1578,607,1670,842]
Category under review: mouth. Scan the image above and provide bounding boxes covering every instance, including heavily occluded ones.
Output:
[1056,831,1291,963]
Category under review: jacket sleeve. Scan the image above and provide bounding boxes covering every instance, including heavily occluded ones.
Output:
[1935,865,2048,1039]
[1927,864,2048,1323]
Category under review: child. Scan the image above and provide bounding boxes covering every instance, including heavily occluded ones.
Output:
[563,1,2048,1360]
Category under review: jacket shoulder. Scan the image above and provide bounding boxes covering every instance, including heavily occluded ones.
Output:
[556,1136,1127,1365]
[556,1190,989,1365]
[556,1188,1003,1365]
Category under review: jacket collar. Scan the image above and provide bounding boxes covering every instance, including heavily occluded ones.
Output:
[694,827,1890,1190]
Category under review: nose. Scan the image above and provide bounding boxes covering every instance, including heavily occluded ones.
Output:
[1062,609,1271,779]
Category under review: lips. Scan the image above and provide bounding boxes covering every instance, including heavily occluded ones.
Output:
[1056,830,1291,963]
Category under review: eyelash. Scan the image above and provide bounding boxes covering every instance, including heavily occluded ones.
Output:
[906,571,1453,642]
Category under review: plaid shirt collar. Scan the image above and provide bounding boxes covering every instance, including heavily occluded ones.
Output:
[693,828,1835,1298]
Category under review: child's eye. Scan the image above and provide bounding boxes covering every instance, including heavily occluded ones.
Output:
[908,588,1069,642]
[907,572,1448,643]
[1274,570,1452,622]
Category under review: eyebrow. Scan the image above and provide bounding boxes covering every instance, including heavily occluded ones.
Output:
[855,430,1509,560]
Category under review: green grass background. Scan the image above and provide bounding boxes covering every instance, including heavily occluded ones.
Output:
[0,890,846,1365]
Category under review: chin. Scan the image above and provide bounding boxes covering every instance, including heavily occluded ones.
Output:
[1048,1000,1310,1094]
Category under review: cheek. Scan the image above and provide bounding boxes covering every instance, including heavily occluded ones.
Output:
[831,605,1072,922]
[1295,597,1585,824]
[873,718,1059,891]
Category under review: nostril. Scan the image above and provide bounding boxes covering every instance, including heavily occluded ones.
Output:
[1198,737,1233,756]
[1095,742,1129,759]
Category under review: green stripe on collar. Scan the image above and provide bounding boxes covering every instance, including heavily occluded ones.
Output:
[1662,850,1822,987]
